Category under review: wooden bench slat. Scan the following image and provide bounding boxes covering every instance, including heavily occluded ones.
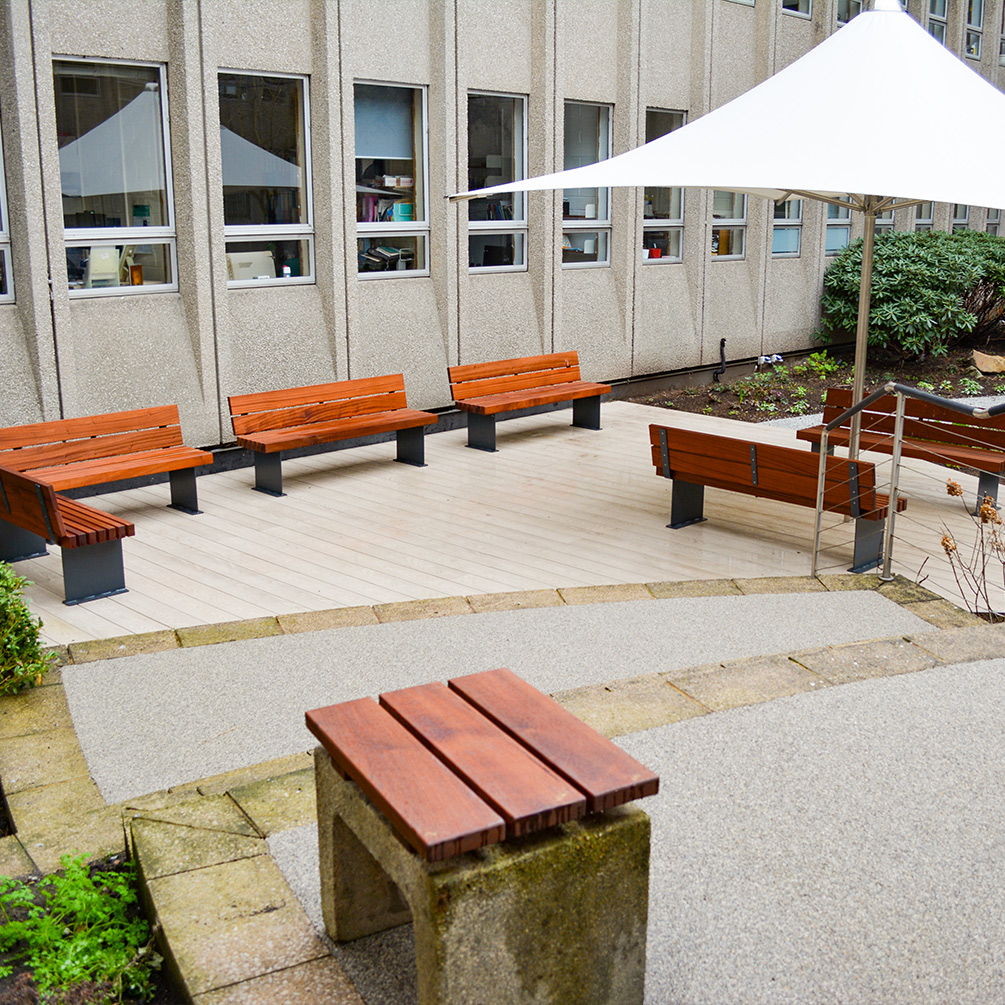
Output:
[450,368,583,400]
[455,382,611,415]
[0,467,65,542]
[379,682,587,837]
[0,428,185,473]
[447,352,582,384]
[28,445,213,491]
[306,698,506,862]
[231,391,410,437]
[229,374,407,417]
[0,406,183,451]
[236,408,437,453]
[448,668,660,813]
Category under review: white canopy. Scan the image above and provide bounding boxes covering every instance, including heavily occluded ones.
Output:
[219,126,302,189]
[451,0,1005,210]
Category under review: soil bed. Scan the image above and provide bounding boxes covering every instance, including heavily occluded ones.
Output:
[628,343,1005,423]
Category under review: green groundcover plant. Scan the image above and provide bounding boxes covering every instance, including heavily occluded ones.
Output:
[820,229,1005,359]
[0,563,55,696]
[0,853,160,1004]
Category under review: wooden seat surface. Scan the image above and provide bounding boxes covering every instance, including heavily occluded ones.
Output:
[306,667,659,862]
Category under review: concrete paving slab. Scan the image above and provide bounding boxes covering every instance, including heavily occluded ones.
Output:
[192,957,365,1005]
[62,591,936,802]
[665,655,830,710]
[793,638,940,684]
[0,684,72,738]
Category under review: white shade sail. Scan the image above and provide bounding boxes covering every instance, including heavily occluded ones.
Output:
[220,126,302,189]
[450,1,1005,211]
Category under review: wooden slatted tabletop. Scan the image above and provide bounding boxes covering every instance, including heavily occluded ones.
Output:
[307,667,659,861]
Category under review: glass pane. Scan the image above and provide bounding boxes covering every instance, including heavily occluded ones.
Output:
[563,103,610,222]
[989,224,1000,235]
[711,226,745,257]
[468,94,524,224]
[0,247,9,298]
[930,0,947,16]
[561,230,608,264]
[67,241,173,289]
[988,208,1002,222]
[929,20,947,42]
[712,191,745,221]
[355,84,425,225]
[774,199,802,221]
[642,229,682,262]
[782,0,811,13]
[225,239,310,281]
[357,235,426,274]
[965,30,983,57]
[643,108,684,226]
[915,202,934,222]
[468,232,525,269]
[55,62,168,229]
[969,0,984,27]
[828,200,851,220]
[825,225,851,254]
[772,227,801,255]
[837,0,862,22]
[219,73,307,228]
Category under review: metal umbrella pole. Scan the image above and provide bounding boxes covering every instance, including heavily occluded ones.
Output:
[849,200,879,462]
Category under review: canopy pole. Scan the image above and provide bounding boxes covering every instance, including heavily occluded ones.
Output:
[850,205,878,461]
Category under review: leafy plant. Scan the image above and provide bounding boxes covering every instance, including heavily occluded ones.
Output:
[819,230,1005,359]
[795,351,841,378]
[917,380,935,392]
[939,380,955,393]
[789,400,811,415]
[0,565,55,696]
[959,376,984,396]
[0,853,159,1003]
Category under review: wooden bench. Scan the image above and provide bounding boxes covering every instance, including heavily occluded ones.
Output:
[228,373,437,496]
[796,386,1005,507]
[0,406,213,515]
[307,666,658,1004]
[448,351,611,451]
[649,424,907,573]
[0,465,134,604]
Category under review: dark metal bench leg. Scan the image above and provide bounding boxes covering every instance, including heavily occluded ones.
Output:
[253,452,285,496]
[572,394,602,430]
[466,413,497,452]
[669,481,706,529]
[395,426,426,466]
[808,442,834,455]
[168,468,201,514]
[61,540,127,605]
[976,472,999,512]
[850,518,884,574]
[0,520,49,562]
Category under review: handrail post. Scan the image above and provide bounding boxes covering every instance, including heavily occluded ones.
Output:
[880,391,906,581]
[811,428,830,576]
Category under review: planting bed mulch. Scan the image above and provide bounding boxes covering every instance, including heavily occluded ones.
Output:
[628,342,1005,423]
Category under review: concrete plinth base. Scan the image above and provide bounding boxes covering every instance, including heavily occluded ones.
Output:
[314,746,651,1005]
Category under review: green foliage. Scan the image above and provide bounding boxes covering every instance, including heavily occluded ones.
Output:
[917,380,935,392]
[820,230,1005,359]
[959,376,984,396]
[0,564,55,696]
[0,853,159,1003]
[793,351,841,378]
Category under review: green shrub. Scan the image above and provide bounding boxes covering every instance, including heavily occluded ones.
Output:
[0,564,55,695]
[819,230,1005,359]
[0,853,159,1003]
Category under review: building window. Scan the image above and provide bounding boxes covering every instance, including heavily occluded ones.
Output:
[772,199,802,257]
[710,191,746,259]
[0,114,11,303]
[875,206,896,234]
[642,109,685,264]
[914,202,934,232]
[837,0,862,22]
[966,0,984,57]
[219,72,312,287]
[782,0,812,16]
[1000,2,1005,64]
[987,208,1001,236]
[826,197,852,255]
[467,92,527,272]
[928,0,947,43]
[354,82,428,277]
[562,101,612,268]
[55,59,176,296]
[953,204,970,231]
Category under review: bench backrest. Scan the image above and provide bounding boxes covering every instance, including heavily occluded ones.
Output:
[0,406,187,475]
[448,352,583,400]
[0,465,67,543]
[649,425,880,517]
[821,387,1005,453]
[229,374,409,437]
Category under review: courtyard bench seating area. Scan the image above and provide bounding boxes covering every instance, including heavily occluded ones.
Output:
[448,350,611,451]
[0,405,213,515]
[796,387,1005,507]
[0,465,134,604]
[228,373,438,496]
[307,665,658,1004]
[649,424,907,573]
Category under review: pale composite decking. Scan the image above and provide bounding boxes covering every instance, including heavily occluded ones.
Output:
[13,401,996,646]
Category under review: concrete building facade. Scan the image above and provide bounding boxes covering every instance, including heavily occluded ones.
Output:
[1,0,1002,447]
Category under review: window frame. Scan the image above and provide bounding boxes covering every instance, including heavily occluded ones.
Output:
[986,207,1001,236]
[354,79,430,280]
[562,100,613,270]
[642,108,685,265]
[825,197,852,256]
[837,0,862,23]
[914,201,934,232]
[0,112,12,303]
[781,0,812,18]
[57,56,178,299]
[710,190,747,261]
[220,68,315,290]
[965,0,984,58]
[928,0,948,43]
[771,198,802,258]
[466,89,529,275]
[953,204,970,231]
